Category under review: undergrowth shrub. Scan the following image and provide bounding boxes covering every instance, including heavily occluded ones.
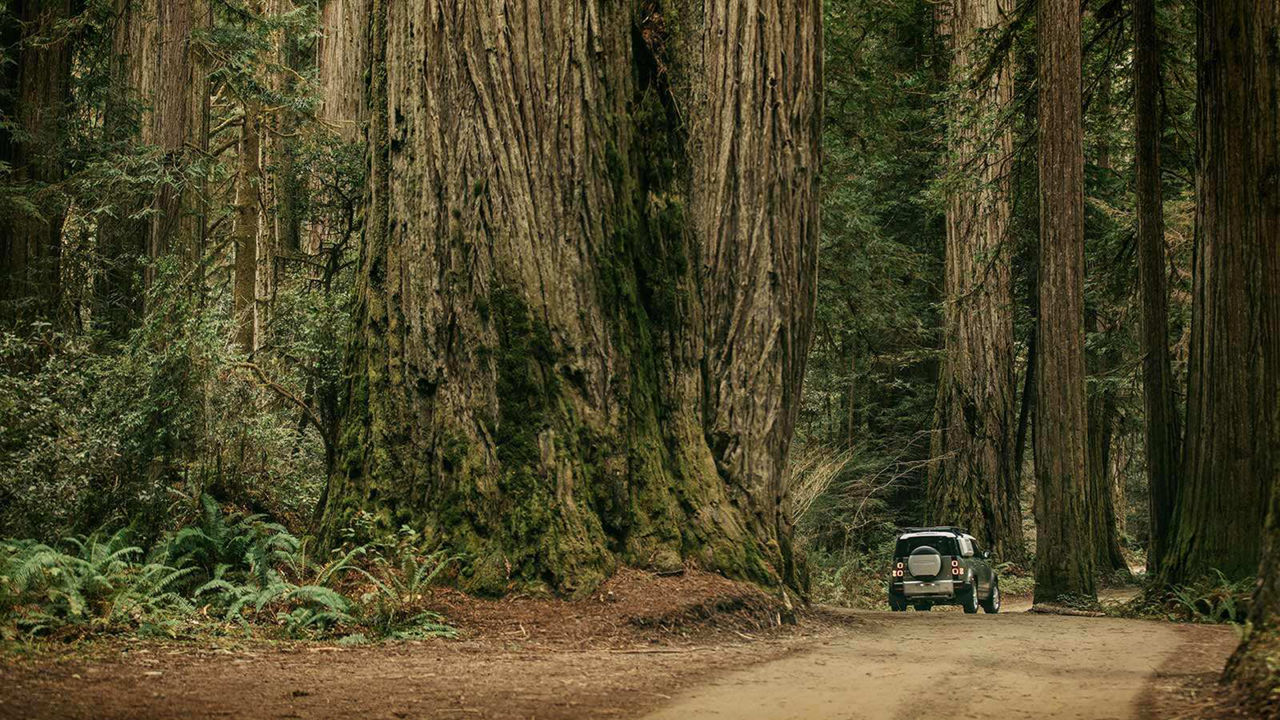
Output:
[1138,570,1255,624]
[0,497,456,644]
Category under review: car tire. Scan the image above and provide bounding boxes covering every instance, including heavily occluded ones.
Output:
[913,602,931,612]
[889,596,907,612]
[981,578,1001,614]
[959,584,979,614]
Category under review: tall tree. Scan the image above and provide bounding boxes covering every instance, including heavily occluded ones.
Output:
[233,100,261,354]
[144,0,210,291]
[1217,0,1279,703]
[321,0,821,596]
[95,0,154,338]
[1132,0,1179,576]
[926,0,1024,563]
[0,0,73,326]
[1033,0,1096,603]
[1161,0,1278,587]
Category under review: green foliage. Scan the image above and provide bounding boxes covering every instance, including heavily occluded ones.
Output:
[0,498,455,645]
[1155,571,1254,624]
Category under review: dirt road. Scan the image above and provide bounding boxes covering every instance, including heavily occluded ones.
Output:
[0,599,1238,720]
[645,602,1236,720]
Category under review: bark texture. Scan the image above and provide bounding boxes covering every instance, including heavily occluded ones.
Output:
[145,0,210,288]
[233,104,262,355]
[1220,0,1280,700]
[926,0,1024,564]
[1162,0,1279,587]
[322,0,821,596]
[317,0,369,141]
[1132,0,1179,577]
[1033,0,1096,603]
[1085,382,1128,573]
[0,0,72,326]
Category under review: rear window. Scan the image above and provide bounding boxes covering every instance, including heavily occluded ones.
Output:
[895,535,958,557]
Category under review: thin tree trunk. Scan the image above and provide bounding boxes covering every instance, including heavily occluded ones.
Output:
[1161,0,1279,587]
[1033,0,1096,603]
[323,0,821,596]
[1219,0,1279,702]
[234,104,261,355]
[1133,0,1180,578]
[926,0,1025,564]
[1086,383,1128,573]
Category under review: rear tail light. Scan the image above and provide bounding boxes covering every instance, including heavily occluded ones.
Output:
[951,559,962,576]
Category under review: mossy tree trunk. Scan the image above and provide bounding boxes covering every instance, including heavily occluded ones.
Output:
[1161,0,1278,589]
[1033,0,1096,604]
[926,0,1025,565]
[321,0,821,596]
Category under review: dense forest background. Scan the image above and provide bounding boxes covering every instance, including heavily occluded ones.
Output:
[1,0,1278,707]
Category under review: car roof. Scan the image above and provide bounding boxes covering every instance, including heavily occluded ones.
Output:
[897,531,957,540]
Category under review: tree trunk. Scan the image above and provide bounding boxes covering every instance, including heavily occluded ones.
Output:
[1033,0,1096,603]
[234,104,262,355]
[0,0,72,326]
[1086,384,1128,573]
[1161,0,1278,588]
[926,0,1024,564]
[1133,0,1180,577]
[1219,0,1280,702]
[322,0,821,597]
[145,0,210,291]
[317,0,368,142]
[95,0,155,339]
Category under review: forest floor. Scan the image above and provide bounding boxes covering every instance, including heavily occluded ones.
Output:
[0,570,1245,720]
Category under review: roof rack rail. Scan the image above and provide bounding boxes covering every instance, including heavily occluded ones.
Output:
[897,526,970,535]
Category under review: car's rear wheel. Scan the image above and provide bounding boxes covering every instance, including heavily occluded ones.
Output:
[913,602,931,612]
[889,597,907,612]
[981,578,1001,614]
[959,584,979,614]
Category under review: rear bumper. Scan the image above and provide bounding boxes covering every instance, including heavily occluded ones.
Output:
[891,578,967,600]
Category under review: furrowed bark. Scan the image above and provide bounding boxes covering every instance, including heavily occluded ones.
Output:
[1220,0,1280,702]
[145,0,210,291]
[323,0,821,596]
[1132,0,1179,577]
[1033,0,1096,603]
[927,0,1025,564]
[1161,0,1279,587]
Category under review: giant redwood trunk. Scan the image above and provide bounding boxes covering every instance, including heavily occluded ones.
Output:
[320,0,821,595]
[1219,0,1280,701]
[1033,0,1096,603]
[145,0,210,290]
[1162,0,1278,588]
[0,0,72,326]
[927,0,1024,564]
[1132,0,1180,577]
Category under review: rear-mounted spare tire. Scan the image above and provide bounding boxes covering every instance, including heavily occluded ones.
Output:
[906,545,942,579]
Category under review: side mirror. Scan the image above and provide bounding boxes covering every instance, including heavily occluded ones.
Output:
[982,550,991,560]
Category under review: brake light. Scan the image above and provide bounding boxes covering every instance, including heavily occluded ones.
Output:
[951,559,959,567]
[952,566,962,575]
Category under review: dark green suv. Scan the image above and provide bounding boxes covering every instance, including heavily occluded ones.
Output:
[887,527,1000,613]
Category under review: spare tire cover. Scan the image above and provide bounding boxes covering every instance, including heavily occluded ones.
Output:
[907,546,942,578]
